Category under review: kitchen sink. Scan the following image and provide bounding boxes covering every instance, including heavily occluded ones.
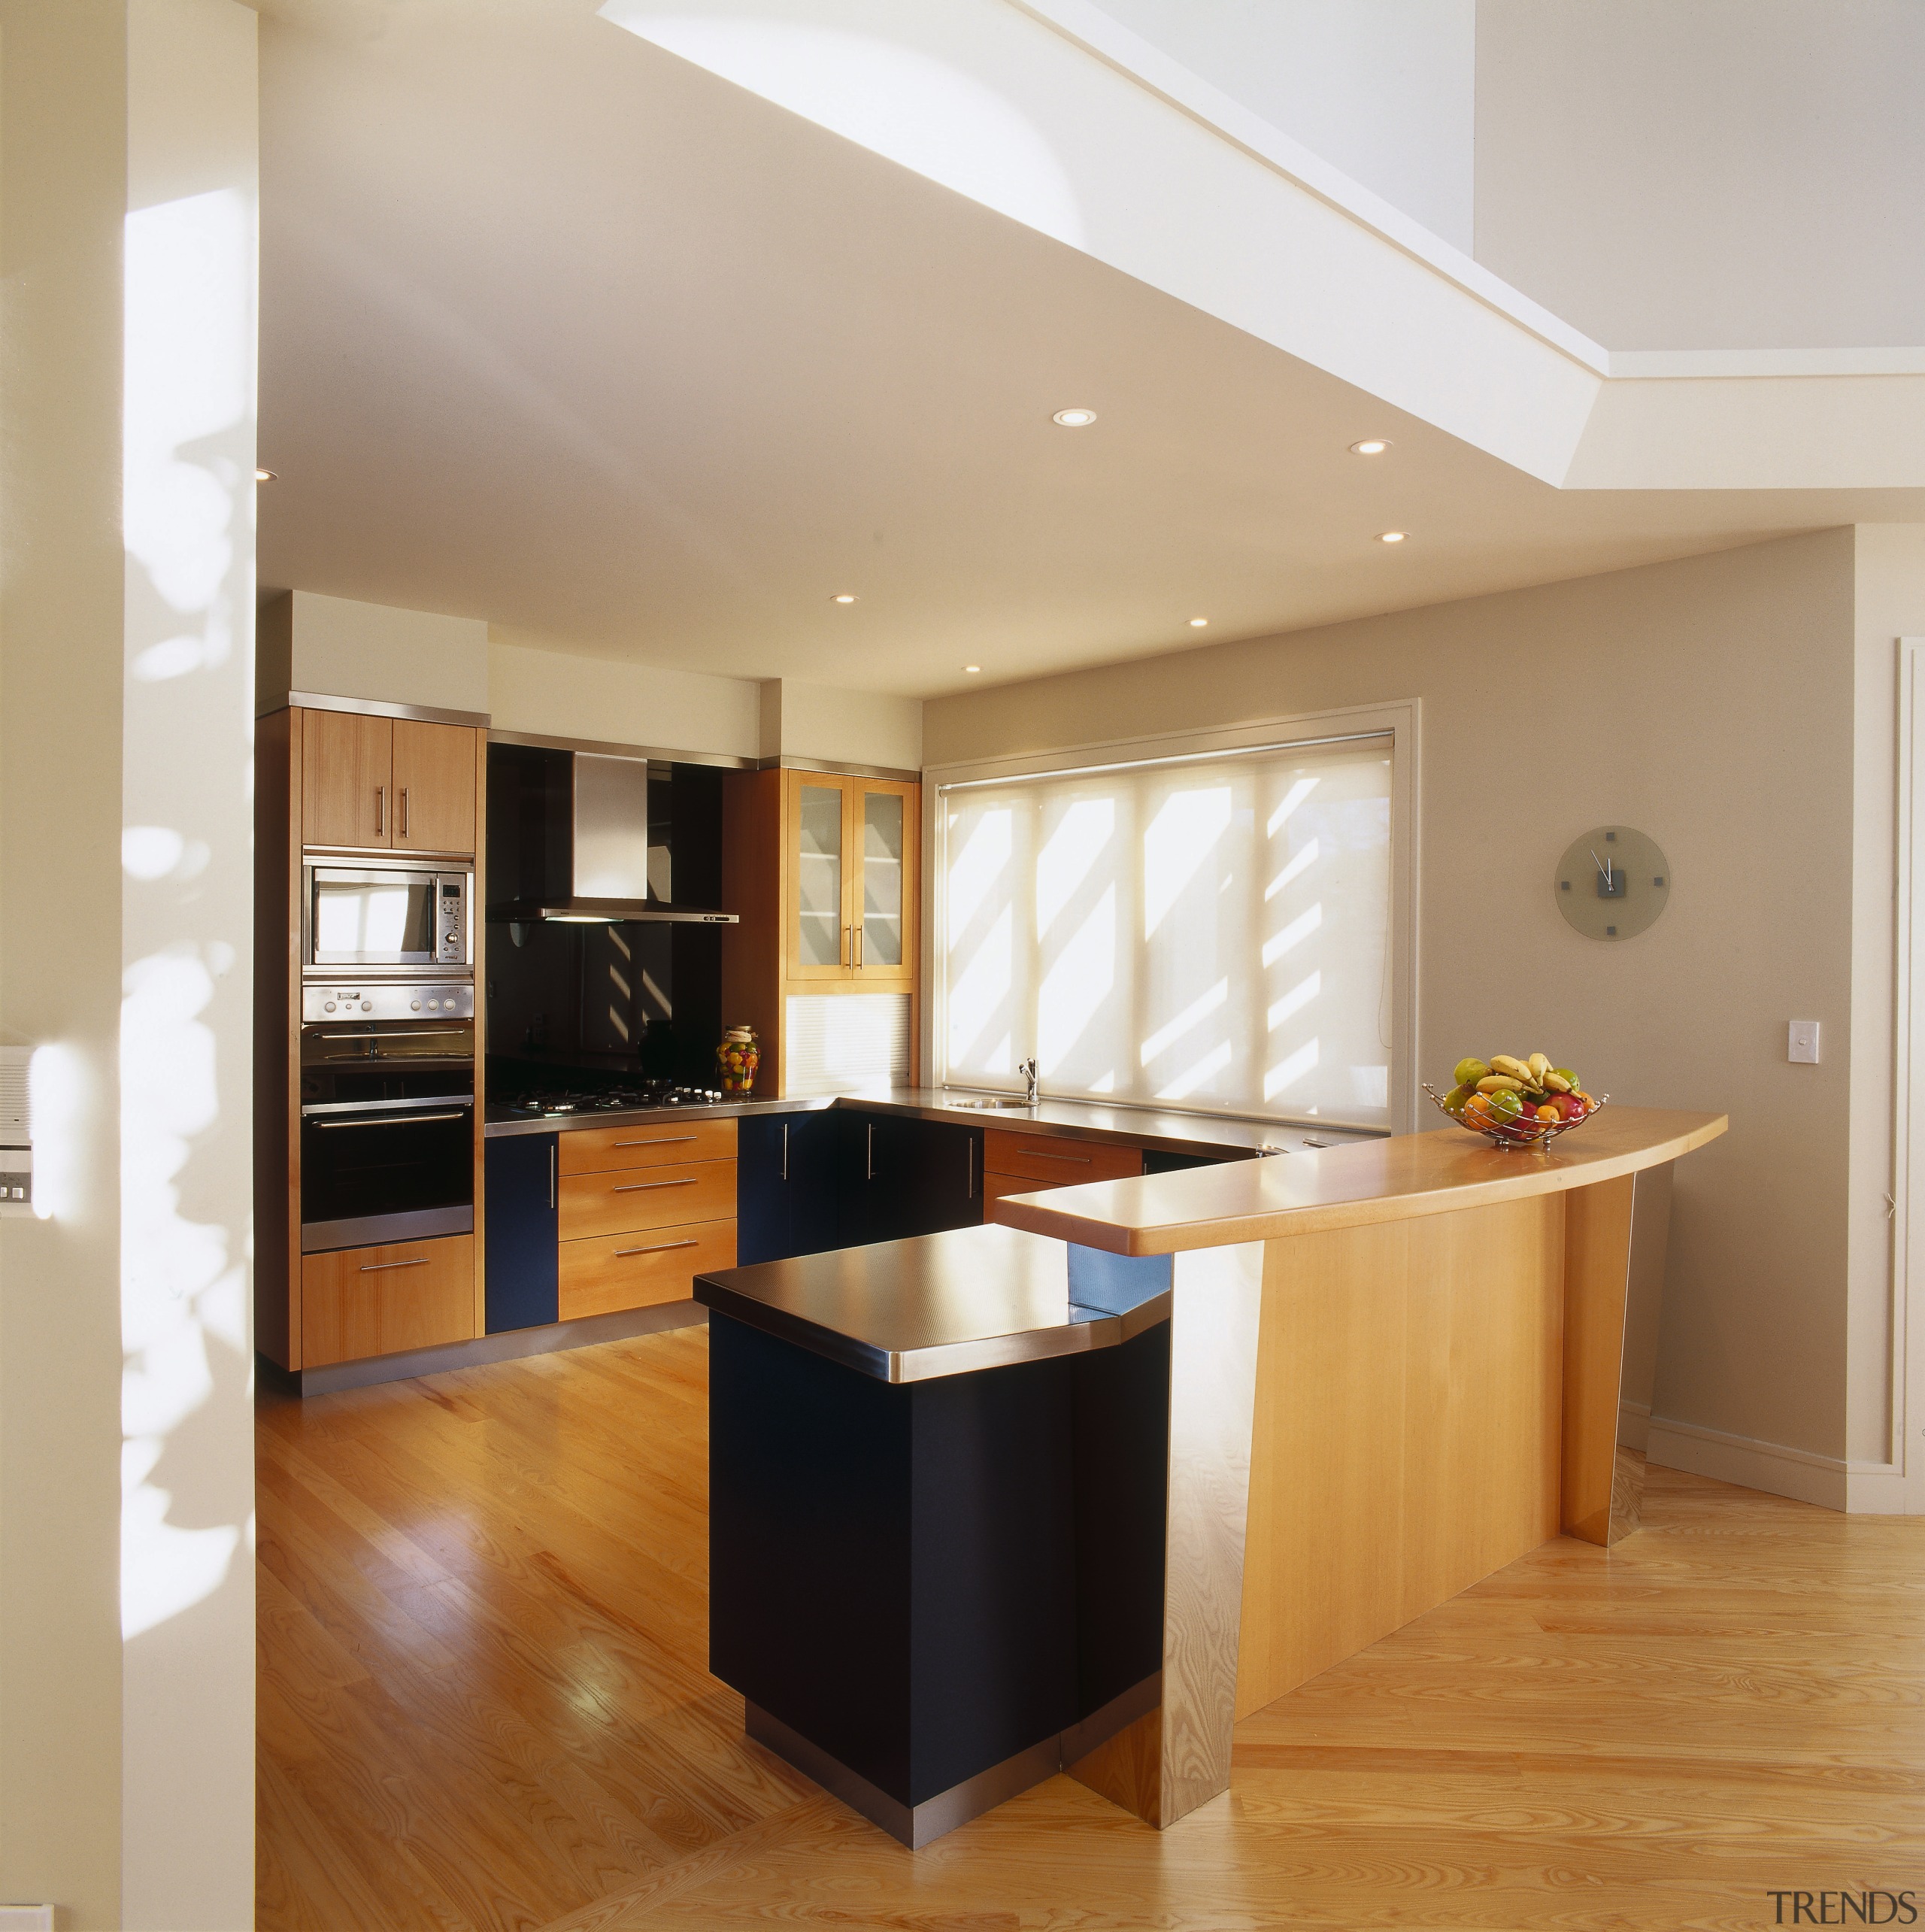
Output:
[945,1096,1035,1110]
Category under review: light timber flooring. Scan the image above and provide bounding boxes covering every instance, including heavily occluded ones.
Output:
[258,1323,1925,1931]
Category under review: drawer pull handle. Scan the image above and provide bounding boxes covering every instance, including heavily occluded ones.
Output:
[316,1111,465,1130]
[359,1257,429,1273]
[611,1178,697,1193]
[614,1239,699,1258]
[1026,1148,1092,1163]
[612,1135,698,1148]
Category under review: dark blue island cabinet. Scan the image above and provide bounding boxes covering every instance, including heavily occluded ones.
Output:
[484,1132,558,1332]
[700,1226,1170,1849]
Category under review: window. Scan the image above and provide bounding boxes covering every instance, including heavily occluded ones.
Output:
[933,729,1402,1129]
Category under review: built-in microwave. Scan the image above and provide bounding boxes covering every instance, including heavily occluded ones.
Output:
[303,857,471,975]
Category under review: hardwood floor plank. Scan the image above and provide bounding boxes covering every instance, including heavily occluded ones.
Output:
[259,1325,1925,1932]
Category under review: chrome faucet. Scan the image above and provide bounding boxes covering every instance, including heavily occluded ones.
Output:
[1019,1057,1039,1106]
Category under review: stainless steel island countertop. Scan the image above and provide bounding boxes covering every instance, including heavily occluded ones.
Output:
[694,1221,1172,1382]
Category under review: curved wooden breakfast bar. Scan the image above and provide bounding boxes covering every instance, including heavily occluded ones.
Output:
[697,1106,1725,1846]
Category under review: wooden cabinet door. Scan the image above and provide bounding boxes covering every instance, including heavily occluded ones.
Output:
[784,771,853,980]
[556,1217,736,1322]
[301,1233,475,1366]
[302,710,393,849]
[850,781,917,983]
[392,720,477,855]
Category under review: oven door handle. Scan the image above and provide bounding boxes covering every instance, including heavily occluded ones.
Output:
[311,1111,468,1130]
[302,1096,474,1118]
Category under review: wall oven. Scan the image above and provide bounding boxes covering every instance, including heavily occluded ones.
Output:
[299,982,474,1252]
[303,856,471,976]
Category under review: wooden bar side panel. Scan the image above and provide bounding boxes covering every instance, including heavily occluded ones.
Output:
[1235,1193,1563,1720]
[1561,1172,1637,1546]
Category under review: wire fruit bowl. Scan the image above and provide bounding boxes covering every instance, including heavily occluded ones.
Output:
[1422,1082,1609,1151]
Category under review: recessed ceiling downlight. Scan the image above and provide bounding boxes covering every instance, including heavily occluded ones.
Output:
[1051,408,1098,428]
[255,468,277,482]
[832,593,858,604]
[1189,617,1208,628]
[1350,438,1390,456]
[1378,530,1408,544]
[962,664,981,674]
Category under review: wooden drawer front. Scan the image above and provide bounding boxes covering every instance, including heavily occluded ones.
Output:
[984,1130,1141,1187]
[302,1234,475,1368]
[559,1159,737,1241]
[558,1218,736,1322]
[559,1117,738,1176]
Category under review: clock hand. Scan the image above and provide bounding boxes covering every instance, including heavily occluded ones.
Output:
[1590,847,1609,881]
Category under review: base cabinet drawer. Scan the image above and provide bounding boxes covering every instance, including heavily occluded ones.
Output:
[559,1159,738,1241]
[984,1130,1141,1187]
[302,1233,476,1367]
[559,1118,738,1176]
[558,1218,737,1321]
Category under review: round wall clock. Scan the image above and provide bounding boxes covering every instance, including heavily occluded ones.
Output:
[1554,826,1670,941]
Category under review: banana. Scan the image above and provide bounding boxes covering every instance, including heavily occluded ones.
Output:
[1542,1072,1572,1093]
[1528,1052,1552,1083]
[1490,1055,1531,1080]
[1476,1075,1525,1093]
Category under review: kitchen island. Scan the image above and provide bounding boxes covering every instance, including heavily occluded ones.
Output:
[696,1105,1726,1845]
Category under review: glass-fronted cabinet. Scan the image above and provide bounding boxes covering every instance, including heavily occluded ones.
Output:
[782,770,917,985]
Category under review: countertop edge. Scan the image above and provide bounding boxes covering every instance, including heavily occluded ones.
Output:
[990,1111,1731,1255]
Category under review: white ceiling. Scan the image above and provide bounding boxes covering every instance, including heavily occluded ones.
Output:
[255,0,1922,699]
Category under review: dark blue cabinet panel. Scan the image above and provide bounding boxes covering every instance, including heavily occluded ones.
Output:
[484,1133,558,1332]
[838,1112,981,1249]
[738,1112,841,1265]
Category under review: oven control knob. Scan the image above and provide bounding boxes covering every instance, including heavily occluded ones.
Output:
[426,999,438,1010]
[323,1000,336,1012]
[411,1000,421,1011]
[361,1001,372,1012]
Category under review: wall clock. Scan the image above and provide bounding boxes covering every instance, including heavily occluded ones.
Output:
[1554,826,1670,940]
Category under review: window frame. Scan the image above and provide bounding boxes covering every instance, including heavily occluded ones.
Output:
[921,699,1420,1133]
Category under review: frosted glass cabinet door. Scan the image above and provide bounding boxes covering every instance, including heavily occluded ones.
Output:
[796,783,846,969]
[861,792,905,969]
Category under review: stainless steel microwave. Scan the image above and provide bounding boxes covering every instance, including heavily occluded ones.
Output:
[303,857,471,975]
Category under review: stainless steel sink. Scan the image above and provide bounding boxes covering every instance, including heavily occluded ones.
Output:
[945,1096,1035,1110]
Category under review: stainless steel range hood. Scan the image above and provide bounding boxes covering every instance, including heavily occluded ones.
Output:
[488,750,738,926]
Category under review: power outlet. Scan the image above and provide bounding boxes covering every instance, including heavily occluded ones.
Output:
[1788,1021,1820,1064]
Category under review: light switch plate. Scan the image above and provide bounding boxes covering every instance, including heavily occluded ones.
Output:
[1788,1021,1820,1064]
[0,1906,55,1930]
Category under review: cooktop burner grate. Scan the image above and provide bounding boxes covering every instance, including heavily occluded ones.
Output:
[505,1081,725,1118]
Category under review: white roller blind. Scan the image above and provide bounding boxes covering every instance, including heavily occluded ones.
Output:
[938,735,1394,1127]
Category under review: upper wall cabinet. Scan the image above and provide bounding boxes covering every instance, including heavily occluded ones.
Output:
[300,709,479,855]
[781,770,916,985]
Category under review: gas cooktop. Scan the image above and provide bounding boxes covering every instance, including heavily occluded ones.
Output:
[502,1082,726,1118]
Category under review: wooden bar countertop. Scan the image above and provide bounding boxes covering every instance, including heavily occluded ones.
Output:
[990,1106,1728,1256]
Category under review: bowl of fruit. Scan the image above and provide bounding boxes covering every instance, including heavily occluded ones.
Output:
[1423,1054,1605,1149]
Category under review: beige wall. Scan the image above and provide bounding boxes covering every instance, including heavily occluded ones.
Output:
[1475,1,1925,350]
[260,587,490,714]
[0,6,131,1924]
[926,531,1861,1472]
[120,3,259,1924]
[758,678,923,772]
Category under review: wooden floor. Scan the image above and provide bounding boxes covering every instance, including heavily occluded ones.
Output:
[258,1324,1925,1931]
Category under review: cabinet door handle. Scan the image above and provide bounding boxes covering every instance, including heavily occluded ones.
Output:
[866,1121,875,1181]
[611,1177,696,1193]
[612,1135,697,1148]
[843,923,852,966]
[781,1121,789,1182]
[374,786,386,836]
[399,786,410,838]
[855,924,863,968]
[550,1142,557,1210]
[359,1256,429,1273]
[966,1137,975,1199]
[614,1239,699,1258]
